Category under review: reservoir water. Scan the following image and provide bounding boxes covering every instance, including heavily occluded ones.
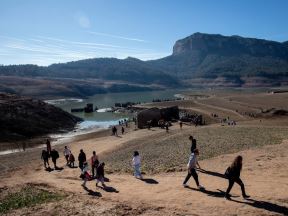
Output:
[0,90,187,155]
[46,89,186,131]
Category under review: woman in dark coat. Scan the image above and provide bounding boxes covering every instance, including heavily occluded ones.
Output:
[225,155,250,200]
[78,149,86,171]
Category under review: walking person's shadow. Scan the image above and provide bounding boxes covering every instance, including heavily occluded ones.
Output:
[186,186,288,215]
[230,198,288,215]
[102,186,119,193]
[83,186,102,197]
[197,168,226,179]
[186,186,236,198]
[140,178,159,184]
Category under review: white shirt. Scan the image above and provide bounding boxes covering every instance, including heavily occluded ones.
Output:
[132,155,141,166]
[187,153,197,169]
[64,148,71,156]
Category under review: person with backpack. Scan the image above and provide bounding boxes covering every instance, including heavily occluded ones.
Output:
[41,150,50,169]
[183,149,204,190]
[63,146,71,165]
[224,155,250,200]
[132,151,142,179]
[78,149,86,171]
[50,149,59,169]
[96,162,106,188]
[90,151,99,177]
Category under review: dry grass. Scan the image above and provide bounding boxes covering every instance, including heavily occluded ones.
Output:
[102,125,288,174]
[0,183,65,214]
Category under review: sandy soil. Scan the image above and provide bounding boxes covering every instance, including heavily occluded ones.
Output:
[1,123,288,215]
[1,91,288,215]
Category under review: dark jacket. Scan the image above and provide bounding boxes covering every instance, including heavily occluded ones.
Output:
[41,150,49,160]
[96,165,104,178]
[50,150,59,161]
[78,152,86,163]
[225,166,241,179]
[191,139,197,153]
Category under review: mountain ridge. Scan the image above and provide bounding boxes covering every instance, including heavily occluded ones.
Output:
[1,32,288,98]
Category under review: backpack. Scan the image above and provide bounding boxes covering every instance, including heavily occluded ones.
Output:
[224,167,231,178]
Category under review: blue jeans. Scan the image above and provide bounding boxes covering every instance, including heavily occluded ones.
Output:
[134,164,141,177]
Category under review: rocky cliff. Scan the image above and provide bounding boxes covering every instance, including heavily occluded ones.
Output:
[172,32,288,58]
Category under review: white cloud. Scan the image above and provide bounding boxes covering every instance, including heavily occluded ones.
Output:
[75,12,91,29]
[88,31,148,43]
[0,35,168,65]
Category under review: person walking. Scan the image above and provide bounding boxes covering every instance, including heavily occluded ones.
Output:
[46,139,51,155]
[189,135,197,153]
[224,155,250,200]
[121,126,125,135]
[179,121,183,129]
[165,122,169,132]
[41,150,50,169]
[90,151,99,177]
[81,162,92,187]
[96,162,106,188]
[50,149,59,169]
[183,149,204,189]
[78,149,86,171]
[63,146,71,165]
[132,151,142,179]
[68,153,75,167]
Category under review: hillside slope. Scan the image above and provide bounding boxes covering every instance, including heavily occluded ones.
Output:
[0,93,82,141]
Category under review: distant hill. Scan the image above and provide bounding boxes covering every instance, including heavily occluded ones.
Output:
[1,32,288,97]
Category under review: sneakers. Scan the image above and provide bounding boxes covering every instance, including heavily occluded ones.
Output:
[198,185,205,190]
[243,195,250,199]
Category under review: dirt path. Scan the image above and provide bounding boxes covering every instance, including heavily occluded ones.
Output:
[1,124,288,215]
[193,98,247,120]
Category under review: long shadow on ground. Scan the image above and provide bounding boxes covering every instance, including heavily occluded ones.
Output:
[141,178,159,184]
[186,186,238,198]
[197,168,226,179]
[83,186,102,197]
[231,198,288,215]
[187,186,288,215]
[96,185,119,193]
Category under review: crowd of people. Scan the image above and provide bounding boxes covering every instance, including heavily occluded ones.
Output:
[41,122,250,201]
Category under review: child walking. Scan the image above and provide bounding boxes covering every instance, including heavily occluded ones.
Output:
[132,151,142,179]
[183,149,204,189]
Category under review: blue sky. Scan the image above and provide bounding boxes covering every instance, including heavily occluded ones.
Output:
[0,0,288,65]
